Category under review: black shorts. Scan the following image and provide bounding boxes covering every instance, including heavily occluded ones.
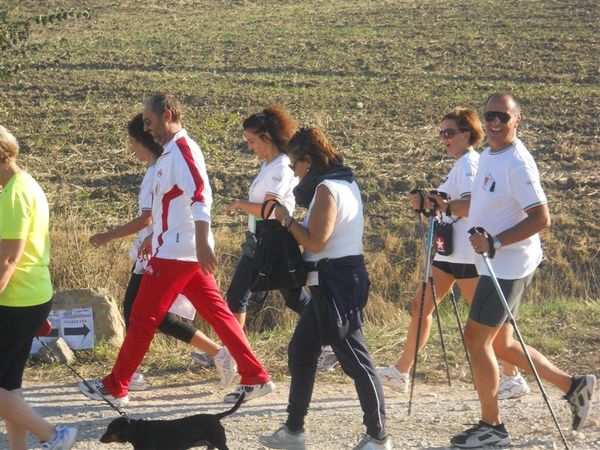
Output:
[0,300,52,390]
[469,273,534,327]
[432,260,478,279]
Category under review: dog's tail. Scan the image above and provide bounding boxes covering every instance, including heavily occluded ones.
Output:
[215,392,245,420]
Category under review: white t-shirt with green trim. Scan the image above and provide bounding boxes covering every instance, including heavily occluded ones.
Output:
[469,139,547,279]
[435,149,479,264]
[247,153,297,233]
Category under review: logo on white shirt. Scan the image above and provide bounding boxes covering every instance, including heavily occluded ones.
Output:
[482,173,496,192]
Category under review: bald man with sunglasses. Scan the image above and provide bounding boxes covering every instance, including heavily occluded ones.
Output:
[430,92,595,448]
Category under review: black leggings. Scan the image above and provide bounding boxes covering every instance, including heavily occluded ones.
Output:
[123,271,197,343]
[0,300,52,390]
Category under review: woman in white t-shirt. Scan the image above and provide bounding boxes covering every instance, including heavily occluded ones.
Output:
[89,114,234,389]
[224,106,310,328]
[261,128,390,449]
[378,108,529,399]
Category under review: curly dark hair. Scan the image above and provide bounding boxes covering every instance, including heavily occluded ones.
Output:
[242,105,298,153]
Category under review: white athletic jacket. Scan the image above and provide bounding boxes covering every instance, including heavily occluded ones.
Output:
[151,128,214,261]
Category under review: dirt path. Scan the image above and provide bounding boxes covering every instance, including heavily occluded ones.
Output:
[1,377,598,449]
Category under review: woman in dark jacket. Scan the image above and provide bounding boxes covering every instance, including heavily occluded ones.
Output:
[258,128,391,450]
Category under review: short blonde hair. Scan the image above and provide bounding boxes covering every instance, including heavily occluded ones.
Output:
[0,125,19,162]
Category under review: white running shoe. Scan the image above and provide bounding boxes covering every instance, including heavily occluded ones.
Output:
[353,433,392,449]
[565,374,596,430]
[214,347,237,387]
[498,372,530,400]
[224,381,275,403]
[41,425,77,449]
[191,351,216,368]
[377,365,409,393]
[129,372,149,391]
[78,379,129,406]
[259,425,306,449]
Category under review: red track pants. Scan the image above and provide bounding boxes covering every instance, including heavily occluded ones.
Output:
[102,257,270,397]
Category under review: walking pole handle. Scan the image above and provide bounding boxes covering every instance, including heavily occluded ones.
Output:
[467,226,496,259]
[409,188,427,214]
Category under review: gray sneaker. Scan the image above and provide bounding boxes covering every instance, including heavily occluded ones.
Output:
[353,433,392,450]
[317,345,340,372]
[41,425,77,449]
[259,425,306,449]
[565,374,596,430]
[191,351,216,368]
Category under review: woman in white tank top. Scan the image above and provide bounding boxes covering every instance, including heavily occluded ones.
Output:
[260,128,392,449]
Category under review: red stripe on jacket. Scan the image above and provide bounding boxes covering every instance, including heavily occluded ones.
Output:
[157,186,183,248]
[176,137,205,204]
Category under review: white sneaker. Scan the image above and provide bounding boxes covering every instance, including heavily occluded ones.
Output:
[191,351,216,368]
[129,372,149,391]
[41,425,78,449]
[259,425,306,449]
[224,381,275,403]
[78,379,129,406]
[498,372,530,400]
[353,433,392,450]
[317,345,340,372]
[214,347,237,387]
[377,365,409,393]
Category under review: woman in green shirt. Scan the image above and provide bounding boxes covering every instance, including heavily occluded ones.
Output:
[0,125,76,449]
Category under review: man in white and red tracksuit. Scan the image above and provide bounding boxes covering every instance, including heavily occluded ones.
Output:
[79,93,273,405]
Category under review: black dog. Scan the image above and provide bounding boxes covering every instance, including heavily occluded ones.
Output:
[100,392,244,450]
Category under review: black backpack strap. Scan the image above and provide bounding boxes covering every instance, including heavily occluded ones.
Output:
[261,199,281,220]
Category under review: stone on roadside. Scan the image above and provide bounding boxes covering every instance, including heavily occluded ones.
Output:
[33,337,75,364]
[52,288,125,347]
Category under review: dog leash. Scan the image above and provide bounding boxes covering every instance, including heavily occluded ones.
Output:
[35,337,128,417]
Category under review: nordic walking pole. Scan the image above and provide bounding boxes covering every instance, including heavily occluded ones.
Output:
[426,234,452,386]
[468,227,570,450]
[426,190,453,385]
[447,287,475,388]
[408,190,435,416]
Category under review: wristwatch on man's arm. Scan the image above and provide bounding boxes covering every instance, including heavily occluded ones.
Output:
[492,236,502,250]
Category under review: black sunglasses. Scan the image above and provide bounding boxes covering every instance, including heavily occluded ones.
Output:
[484,111,511,124]
[439,128,466,139]
[143,117,151,127]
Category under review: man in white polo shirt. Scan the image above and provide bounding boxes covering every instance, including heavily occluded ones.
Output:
[434,92,595,448]
[79,93,274,406]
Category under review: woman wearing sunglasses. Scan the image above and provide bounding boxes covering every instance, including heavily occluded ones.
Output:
[259,128,391,450]
[377,108,530,400]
